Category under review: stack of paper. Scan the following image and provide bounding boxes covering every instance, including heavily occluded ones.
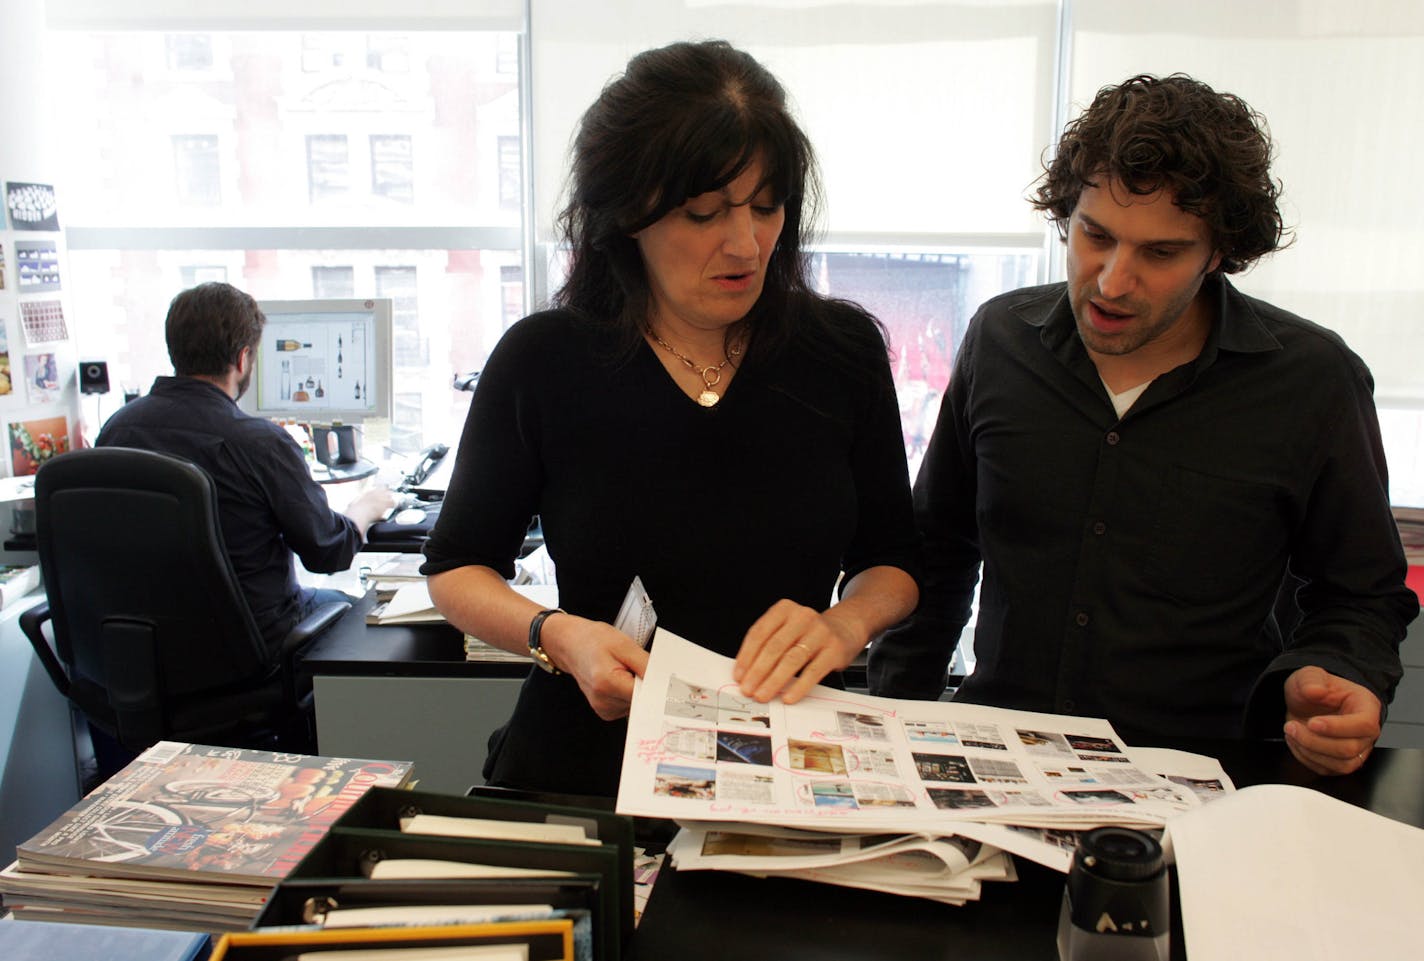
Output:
[255,786,635,961]
[0,742,414,931]
[616,631,1232,901]
[367,583,445,625]
[464,585,560,662]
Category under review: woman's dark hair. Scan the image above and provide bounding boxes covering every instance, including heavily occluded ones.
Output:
[1032,73,1288,274]
[554,39,841,360]
[165,281,265,377]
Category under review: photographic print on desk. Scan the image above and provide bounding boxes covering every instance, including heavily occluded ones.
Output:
[4,181,61,231]
[9,414,69,476]
[24,352,60,405]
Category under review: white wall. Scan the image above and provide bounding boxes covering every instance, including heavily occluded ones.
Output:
[0,0,84,875]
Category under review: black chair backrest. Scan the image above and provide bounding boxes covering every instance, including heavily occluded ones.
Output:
[34,447,271,718]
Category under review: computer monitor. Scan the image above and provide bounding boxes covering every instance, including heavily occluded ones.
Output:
[239,298,393,424]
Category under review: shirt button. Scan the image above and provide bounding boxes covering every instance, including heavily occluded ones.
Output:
[1105,431,1120,446]
[1092,521,1106,535]
[1074,612,1090,627]
[1063,699,1077,712]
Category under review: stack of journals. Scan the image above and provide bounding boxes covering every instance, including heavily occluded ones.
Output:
[465,584,561,663]
[241,786,635,961]
[616,630,1235,904]
[0,742,414,931]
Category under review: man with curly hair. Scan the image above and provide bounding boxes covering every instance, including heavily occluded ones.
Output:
[869,74,1416,775]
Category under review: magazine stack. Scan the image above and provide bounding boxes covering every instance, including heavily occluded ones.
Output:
[0,742,414,931]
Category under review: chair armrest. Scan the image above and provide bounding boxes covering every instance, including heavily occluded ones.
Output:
[287,600,351,653]
[19,601,71,698]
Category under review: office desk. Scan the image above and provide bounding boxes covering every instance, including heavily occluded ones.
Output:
[628,740,1424,961]
[300,592,530,794]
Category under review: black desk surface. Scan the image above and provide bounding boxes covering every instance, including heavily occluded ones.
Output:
[299,590,532,679]
[628,740,1424,961]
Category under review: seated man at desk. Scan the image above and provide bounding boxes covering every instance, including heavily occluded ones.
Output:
[96,281,395,655]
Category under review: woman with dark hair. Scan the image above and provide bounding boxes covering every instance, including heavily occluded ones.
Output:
[423,40,919,796]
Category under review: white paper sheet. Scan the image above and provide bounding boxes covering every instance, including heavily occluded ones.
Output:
[1165,783,1424,960]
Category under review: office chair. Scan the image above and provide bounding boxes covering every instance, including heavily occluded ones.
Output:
[20,447,349,772]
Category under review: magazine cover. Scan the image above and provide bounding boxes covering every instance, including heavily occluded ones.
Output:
[17,742,414,885]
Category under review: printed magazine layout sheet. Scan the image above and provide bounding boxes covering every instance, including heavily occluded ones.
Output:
[616,630,1229,838]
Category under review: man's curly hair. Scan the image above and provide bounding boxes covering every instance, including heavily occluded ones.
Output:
[1032,74,1288,274]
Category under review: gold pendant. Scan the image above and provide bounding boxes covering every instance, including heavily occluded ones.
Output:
[698,390,720,407]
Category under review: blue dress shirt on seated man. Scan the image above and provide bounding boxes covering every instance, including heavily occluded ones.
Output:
[96,282,394,657]
[868,74,1418,777]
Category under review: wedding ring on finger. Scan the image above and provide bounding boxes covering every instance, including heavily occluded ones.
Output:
[791,642,813,659]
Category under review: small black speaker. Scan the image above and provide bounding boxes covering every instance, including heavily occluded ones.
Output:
[79,361,111,395]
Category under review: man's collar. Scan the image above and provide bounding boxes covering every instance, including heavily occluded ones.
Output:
[1020,274,1282,361]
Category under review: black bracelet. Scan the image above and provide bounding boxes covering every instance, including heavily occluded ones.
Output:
[527,608,565,674]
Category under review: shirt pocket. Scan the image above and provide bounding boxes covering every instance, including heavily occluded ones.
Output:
[1146,464,1287,604]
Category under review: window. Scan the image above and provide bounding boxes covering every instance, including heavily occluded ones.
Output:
[366,35,410,73]
[370,135,414,203]
[179,265,227,287]
[306,135,350,203]
[165,34,212,72]
[173,135,220,207]
[497,136,520,210]
[311,266,354,299]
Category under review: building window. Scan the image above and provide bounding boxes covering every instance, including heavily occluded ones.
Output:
[495,34,519,77]
[311,266,354,299]
[179,265,227,288]
[371,135,414,203]
[498,136,520,210]
[306,135,349,203]
[173,135,220,207]
[301,35,344,72]
[165,34,213,71]
[500,265,524,328]
[367,35,410,72]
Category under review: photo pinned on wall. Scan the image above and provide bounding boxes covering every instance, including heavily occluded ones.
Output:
[19,299,69,345]
[4,181,61,231]
[24,353,60,405]
[0,240,7,289]
[9,415,70,477]
[15,240,61,292]
[0,319,11,396]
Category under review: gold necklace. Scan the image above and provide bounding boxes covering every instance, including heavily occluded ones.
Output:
[652,332,743,407]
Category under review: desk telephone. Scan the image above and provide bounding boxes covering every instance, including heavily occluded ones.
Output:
[402,442,449,491]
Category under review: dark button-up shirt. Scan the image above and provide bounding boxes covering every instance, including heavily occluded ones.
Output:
[869,276,1417,740]
[96,376,362,655]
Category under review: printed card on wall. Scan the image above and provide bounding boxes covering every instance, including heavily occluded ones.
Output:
[24,353,60,405]
[0,241,8,289]
[4,181,61,231]
[9,415,70,476]
[0,320,11,396]
[15,240,61,292]
[18,299,69,345]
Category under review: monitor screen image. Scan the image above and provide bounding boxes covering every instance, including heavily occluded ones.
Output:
[240,298,393,423]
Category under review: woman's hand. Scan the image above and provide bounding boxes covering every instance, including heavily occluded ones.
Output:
[540,613,650,721]
[732,565,919,705]
[732,600,862,705]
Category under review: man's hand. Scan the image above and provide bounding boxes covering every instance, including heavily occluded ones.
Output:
[345,485,398,532]
[1282,666,1382,776]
